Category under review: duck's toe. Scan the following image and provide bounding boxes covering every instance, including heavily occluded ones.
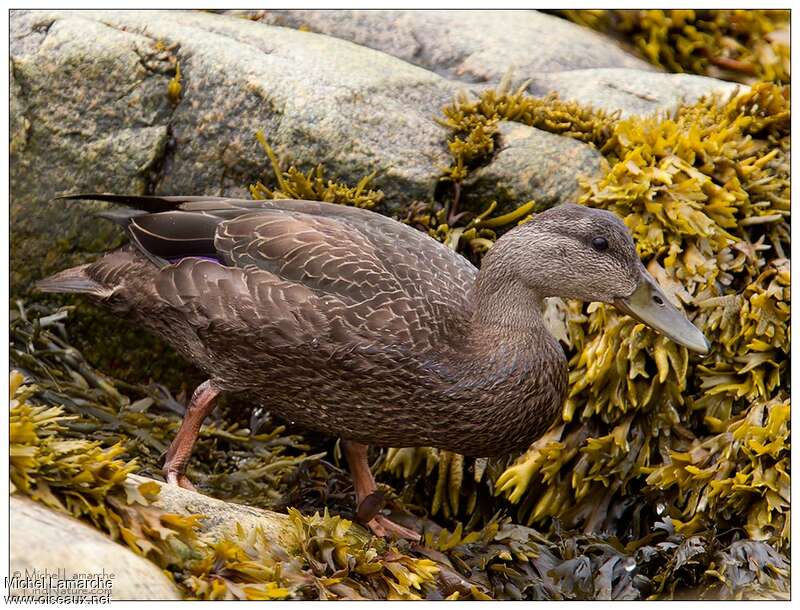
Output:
[368,515,421,541]
[165,470,197,492]
[356,491,386,523]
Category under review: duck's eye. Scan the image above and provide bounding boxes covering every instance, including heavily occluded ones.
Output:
[592,236,609,252]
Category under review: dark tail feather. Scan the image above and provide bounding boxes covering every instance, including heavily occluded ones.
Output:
[56,193,221,213]
[35,264,113,298]
[56,194,230,267]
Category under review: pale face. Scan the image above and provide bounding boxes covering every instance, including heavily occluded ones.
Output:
[506,204,708,354]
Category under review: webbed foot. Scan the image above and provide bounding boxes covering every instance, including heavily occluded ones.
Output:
[342,439,421,542]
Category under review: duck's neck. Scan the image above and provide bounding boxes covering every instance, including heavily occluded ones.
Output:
[468,242,547,332]
[434,244,567,456]
[470,273,545,331]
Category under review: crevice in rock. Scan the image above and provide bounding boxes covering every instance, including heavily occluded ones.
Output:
[143,124,175,195]
[30,17,55,49]
[10,11,56,56]
[147,42,193,194]
[95,26,186,195]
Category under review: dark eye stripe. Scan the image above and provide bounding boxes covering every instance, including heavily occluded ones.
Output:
[592,236,609,252]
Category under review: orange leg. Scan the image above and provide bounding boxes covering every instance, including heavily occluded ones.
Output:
[163,380,220,491]
[341,440,420,541]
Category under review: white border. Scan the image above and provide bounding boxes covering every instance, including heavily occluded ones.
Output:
[2,3,794,609]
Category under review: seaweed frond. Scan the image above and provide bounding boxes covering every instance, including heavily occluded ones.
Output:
[10,370,202,569]
[645,397,790,548]
[249,131,383,209]
[558,9,790,84]
[404,198,535,260]
[167,61,182,104]
[184,509,438,600]
[439,79,619,185]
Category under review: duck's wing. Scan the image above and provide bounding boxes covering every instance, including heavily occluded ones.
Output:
[65,194,477,292]
[64,195,478,348]
[152,254,337,350]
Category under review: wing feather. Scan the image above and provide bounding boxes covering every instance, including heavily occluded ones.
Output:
[154,257,336,349]
[70,195,479,351]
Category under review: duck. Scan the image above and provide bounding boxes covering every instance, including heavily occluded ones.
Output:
[37,194,709,540]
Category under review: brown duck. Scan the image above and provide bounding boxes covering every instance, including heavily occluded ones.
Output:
[38,195,709,539]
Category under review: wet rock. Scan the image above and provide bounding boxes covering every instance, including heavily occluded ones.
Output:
[463,122,606,213]
[10,494,182,601]
[256,10,654,80]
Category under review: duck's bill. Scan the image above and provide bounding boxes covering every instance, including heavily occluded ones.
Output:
[613,267,710,355]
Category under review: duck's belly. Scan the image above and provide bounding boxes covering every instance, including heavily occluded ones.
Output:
[197,341,563,457]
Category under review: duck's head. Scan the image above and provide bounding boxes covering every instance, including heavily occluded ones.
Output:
[490,203,709,354]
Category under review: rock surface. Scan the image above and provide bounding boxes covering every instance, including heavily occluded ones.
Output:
[256,10,654,80]
[463,122,606,211]
[10,494,182,601]
[525,68,745,118]
[128,474,287,544]
[252,10,741,118]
